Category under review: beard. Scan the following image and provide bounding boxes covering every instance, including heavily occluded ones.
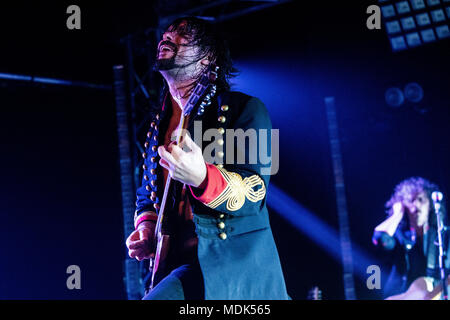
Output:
[154,56,177,71]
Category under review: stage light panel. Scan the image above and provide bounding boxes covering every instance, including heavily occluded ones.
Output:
[427,0,440,6]
[416,12,431,25]
[431,8,446,21]
[386,20,402,33]
[390,35,408,50]
[397,1,412,13]
[382,4,397,18]
[411,0,426,10]
[406,31,423,45]
[421,28,437,41]
[379,0,450,51]
[401,16,417,29]
[435,24,450,37]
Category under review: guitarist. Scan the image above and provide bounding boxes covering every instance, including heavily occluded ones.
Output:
[125,17,290,300]
[372,177,449,299]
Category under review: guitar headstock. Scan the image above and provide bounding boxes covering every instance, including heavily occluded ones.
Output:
[183,64,219,117]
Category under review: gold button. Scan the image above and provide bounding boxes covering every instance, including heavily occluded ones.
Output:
[156,114,160,120]
[143,164,148,170]
[217,151,224,158]
[147,132,152,138]
[152,145,157,152]
[144,175,149,181]
[154,125,158,131]
[144,141,149,148]
[221,105,229,111]
[153,203,160,210]
[145,185,151,191]
[151,180,156,186]
[151,122,155,128]
[150,169,156,175]
[142,152,147,159]
[218,116,226,123]
[218,127,225,135]
[217,222,225,229]
[219,233,227,240]
[153,136,158,141]
[219,214,225,219]
[150,157,156,163]
[217,139,224,146]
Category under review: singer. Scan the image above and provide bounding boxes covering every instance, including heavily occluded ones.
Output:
[124,17,289,300]
[372,177,450,299]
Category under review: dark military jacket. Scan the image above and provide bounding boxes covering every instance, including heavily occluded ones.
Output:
[134,90,290,300]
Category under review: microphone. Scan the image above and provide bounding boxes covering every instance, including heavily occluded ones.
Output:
[431,191,448,234]
[432,191,443,202]
[431,191,443,215]
[431,191,449,300]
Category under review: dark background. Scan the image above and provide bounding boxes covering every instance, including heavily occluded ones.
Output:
[0,1,449,299]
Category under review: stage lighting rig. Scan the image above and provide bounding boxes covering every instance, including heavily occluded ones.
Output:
[379,0,450,51]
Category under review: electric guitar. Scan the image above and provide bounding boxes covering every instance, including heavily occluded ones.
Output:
[148,65,218,290]
[386,275,450,300]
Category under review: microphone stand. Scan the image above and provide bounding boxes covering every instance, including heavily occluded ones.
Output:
[432,192,448,300]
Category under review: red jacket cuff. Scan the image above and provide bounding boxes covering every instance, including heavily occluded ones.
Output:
[190,163,227,205]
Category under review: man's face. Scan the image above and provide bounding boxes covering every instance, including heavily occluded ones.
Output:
[155,21,203,72]
[405,191,430,227]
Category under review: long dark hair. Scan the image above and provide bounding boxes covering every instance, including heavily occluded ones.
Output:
[161,16,238,93]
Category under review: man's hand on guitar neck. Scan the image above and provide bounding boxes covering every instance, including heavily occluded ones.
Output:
[158,133,207,189]
[126,221,156,261]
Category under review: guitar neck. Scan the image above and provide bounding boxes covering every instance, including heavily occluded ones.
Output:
[155,113,188,236]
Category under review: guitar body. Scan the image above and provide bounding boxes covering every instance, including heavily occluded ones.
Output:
[386,276,450,300]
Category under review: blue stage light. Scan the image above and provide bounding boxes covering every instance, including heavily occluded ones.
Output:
[379,0,450,51]
[386,20,402,33]
[385,87,405,107]
[416,12,431,26]
[435,24,450,37]
[421,28,437,41]
[267,184,382,281]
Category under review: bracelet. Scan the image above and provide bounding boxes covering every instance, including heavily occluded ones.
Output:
[134,211,158,229]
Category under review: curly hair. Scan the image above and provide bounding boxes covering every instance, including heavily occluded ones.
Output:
[385,177,446,228]
[161,16,238,93]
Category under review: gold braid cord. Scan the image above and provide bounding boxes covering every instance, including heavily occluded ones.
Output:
[206,165,266,211]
